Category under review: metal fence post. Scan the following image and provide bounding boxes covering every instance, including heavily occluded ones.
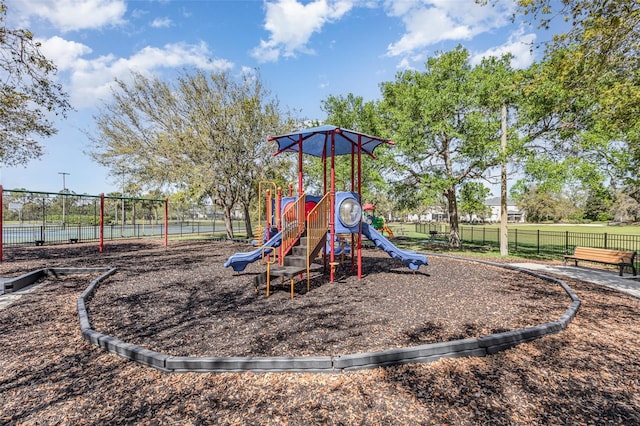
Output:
[99,193,104,253]
[164,198,169,247]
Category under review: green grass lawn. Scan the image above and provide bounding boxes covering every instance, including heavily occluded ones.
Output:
[489,222,640,234]
[386,221,640,261]
[389,222,640,236]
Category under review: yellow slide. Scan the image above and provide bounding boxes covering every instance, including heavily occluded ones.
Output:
[382,226,395,239]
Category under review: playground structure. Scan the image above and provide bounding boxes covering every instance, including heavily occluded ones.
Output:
[363,203,395,239]
[225,125,427,298]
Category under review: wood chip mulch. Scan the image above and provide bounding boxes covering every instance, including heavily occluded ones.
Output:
[0,240,639,425]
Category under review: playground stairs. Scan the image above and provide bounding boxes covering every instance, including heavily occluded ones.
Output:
[254,192,330,298]
[253,233,327,298]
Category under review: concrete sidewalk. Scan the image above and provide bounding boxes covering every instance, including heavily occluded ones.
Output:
[510,263,640,299]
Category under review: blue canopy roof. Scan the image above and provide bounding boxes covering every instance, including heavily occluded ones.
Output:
[270,125,393,158]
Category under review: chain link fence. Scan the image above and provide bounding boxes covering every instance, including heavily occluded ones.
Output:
[1,188,246,249]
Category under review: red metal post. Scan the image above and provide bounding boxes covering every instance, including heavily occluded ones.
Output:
[357,135,362,200]
[265,189,272,240]
[322,149,328,273]
[358,135,363,280]
[266,189,272,261]
[276,187,283,262]
[164,198,169,247]
[0,185,3,262]
[351,141,355,192]
[350,138,356,273]
[323,154,327,194]
[99,193,104,253]
[276,188,282,232]
[330,131,336,282]
[298,134,303,195]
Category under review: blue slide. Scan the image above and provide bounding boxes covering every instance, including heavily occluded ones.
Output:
[361,222,428,271]
[224,230,283,272]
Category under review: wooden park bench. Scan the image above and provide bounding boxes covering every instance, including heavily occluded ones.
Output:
[564,247,637,276]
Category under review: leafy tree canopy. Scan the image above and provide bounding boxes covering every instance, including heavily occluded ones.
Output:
[459,182,491,220]
[0,1,72,166]
[89,69,294,238]
[380,46,518,245]
[513,0,640,199]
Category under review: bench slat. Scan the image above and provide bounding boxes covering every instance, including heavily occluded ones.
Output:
[569,255,627,264]
[573,248,631,257]
[564,246,637,276]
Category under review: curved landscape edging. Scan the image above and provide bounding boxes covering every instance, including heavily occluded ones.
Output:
[9,256,581,373]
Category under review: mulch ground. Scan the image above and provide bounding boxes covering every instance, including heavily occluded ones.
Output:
[1,240,639,425]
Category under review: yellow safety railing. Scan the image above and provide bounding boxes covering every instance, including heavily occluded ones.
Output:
[280,193,306,264]
[260,245,277,297]
[306,193,330,291]
[257,181,276,234]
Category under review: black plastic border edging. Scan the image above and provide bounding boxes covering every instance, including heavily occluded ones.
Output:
[2,269,47,293]
[10,255,580,373]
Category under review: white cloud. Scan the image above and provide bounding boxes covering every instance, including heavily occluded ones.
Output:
[38,37,234,108]
[36,36,93,71]
[387,7,471,55]
[396,57,413,71]
[384,0,421,17]
[251,0,354,63]
[12,0,127,32]
[150,17,172,28]
[384,0,514,57]
[470,29,537,69]
[131,8,148,19]
[251,40,282,63]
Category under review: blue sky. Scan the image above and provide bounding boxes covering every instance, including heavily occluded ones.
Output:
[3,0,556,196]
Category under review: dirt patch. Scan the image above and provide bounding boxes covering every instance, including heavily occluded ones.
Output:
[83,242,569,358]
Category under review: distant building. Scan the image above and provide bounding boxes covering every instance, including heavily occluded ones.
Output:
[484,197,525,223]
[406,207,447,223]
[406,198,525,223]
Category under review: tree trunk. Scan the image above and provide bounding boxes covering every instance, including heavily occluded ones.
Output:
[223,205,234,239]
[446,187,461,248]
[500,103,509,256]
[243,203,254,239]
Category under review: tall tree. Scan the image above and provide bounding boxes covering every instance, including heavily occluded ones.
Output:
[380,46,515,246]
[583,185,613,222]
[0,1,72,166]
[610,189,640,223]
[513,0,640,201]
[474,54,521,255]
[89,70,292,238]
